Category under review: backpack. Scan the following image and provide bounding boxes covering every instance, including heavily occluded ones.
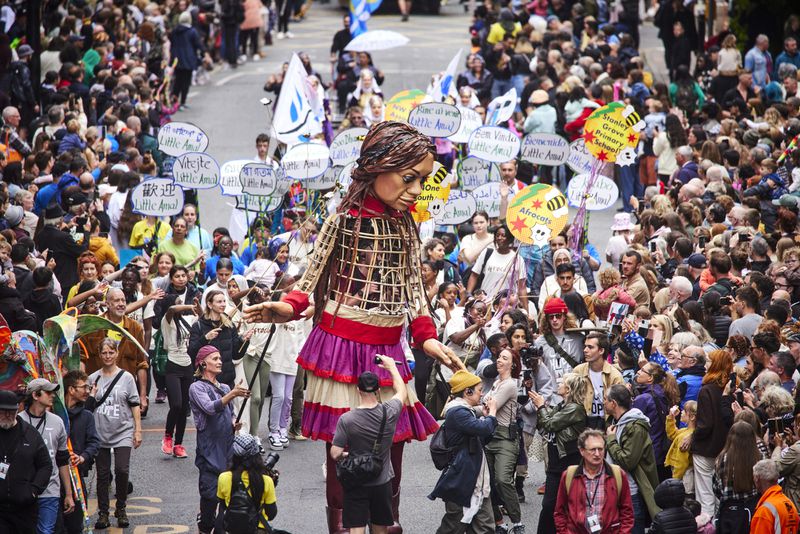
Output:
[565,464,623,498]
[223,471,261,534]
[429,421,453,470]
[674,82,697,115]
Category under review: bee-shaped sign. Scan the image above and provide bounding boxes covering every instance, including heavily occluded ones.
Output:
[412,162,452,223]
[505,184,569,246]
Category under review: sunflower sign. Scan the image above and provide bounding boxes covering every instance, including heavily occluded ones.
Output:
[411,163,452,223]
[582,102,645,163]
[505,184,569,246]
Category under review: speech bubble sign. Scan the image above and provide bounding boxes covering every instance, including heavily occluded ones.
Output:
[385,89,426,123]
[566,138,613,177]
[172,152,220,189]
[131,177,184,217]
[468,126,521,164]
[219,159,253,196]
[408,102,462,138]
[239,163,278,197]
[330,128,368,166]
[457,157,501,191]
[506,184,569,246]
[235,193,284,213]
[435,189,477,225]
[157,122,209,157]
[520,133,570,166]
[471,182,514,218]
[281,143,330,180]
[449,108,482,144]
[307,165,341,191]
[566,174,619,211]
[338,162,355,188]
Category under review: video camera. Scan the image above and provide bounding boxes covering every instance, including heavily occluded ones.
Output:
[264,452,280,487]
[518,345,544,370]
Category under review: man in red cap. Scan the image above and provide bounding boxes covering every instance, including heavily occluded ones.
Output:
[534,297,585,383]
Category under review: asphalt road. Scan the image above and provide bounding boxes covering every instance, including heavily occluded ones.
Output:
[87,4,668,532]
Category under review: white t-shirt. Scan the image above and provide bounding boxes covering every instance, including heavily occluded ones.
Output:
[588,369,605,418]
[471,248,526,300]
[443,314,485,369]
[161,309,196,367]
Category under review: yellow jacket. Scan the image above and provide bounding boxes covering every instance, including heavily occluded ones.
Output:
[89,236,119,267]
[573,361,624,415]
[665,417,693,479]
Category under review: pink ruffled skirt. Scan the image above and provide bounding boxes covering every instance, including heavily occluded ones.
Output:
[297,326,438,443]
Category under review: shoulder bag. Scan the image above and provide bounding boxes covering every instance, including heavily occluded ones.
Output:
[335,404,387,490]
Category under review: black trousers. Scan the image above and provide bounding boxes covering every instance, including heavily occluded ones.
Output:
[240,28,258,56]
[172,68,193,105]
[165,360,193,444]
[538,443,580,534]
[0,504,37,534]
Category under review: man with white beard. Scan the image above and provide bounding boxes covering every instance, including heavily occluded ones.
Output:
[0,389,52,533]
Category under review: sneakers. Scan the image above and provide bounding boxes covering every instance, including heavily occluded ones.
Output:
[161,434,173,455]
[510,523,525,533]
[115,507,130,528]
[268,434,284,451]
[276,32,285,39]
[95,512,110,529]
[155,390,167,403]
[173,444,188,458]
[495,525,509,534]
[285,31,295,38]
[279,429,290,447]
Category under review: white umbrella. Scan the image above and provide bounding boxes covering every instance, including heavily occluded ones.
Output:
[345,30,409,52]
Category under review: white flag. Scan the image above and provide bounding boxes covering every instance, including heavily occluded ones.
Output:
[430,49,463,103]
[272,54,323,146]
[486,87,517,126]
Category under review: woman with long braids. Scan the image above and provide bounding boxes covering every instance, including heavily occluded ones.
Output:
[244,121,462,533]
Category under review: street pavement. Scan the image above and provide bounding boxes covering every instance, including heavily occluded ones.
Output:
[91,5,669,532]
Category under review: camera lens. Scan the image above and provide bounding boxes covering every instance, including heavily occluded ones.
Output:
[374,356,382,365]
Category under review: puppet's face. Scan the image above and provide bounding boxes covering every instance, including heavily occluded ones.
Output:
[530,224,551,247]
[371,153,434,211]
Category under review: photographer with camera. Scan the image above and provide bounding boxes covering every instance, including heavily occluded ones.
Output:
[532,298,584,382]
[217,433,278,534]
[129,214,169,254]
[507,322,555,502]
[482,348,526,534]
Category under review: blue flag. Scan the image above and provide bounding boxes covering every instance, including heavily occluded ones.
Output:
[349,0,382,37]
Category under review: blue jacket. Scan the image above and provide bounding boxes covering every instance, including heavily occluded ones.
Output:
[170,24,203,71]
[676,365,704,407]
[775,51,800,78]
[57,133,87,155]
[33,173,79,215]
[428,403,497,507]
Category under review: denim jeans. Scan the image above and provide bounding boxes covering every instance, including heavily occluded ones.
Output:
[631,492,647,534]
[37,496,60,534]
[619,162,644,212]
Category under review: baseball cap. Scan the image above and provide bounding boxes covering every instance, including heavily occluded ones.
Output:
[0,390,19,410]
[787,333,800,345]
[26,378,60,394]
[773,194,800,208]
[357,371,380,393]
[685,253,707,269]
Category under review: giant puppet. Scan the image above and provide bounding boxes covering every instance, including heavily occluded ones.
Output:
[244,121,463,533]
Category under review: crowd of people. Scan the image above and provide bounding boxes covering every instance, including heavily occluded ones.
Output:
[2,0,800,533]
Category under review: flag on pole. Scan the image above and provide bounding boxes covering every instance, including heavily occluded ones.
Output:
[349,0,383,37]
[272,54,323,146]
[430,49,463,103]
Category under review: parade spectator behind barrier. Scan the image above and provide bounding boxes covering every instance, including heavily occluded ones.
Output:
[604,384,661,531]
[482,348,524,532]
[712,421,764,534]
[34,202,90,291]
[633,362,680,481]
[692,349,733,517]
[217,433,278,532]
[554,428,634,534]
[189,289,250,389]
[63,370,100,534]
[530,372,588,534]
[156,266,199,460]
[750,459,800,534]
[648,478,697,534]
[20,378,74,533]
[0,389,52,534]
[575,333,624,430]
[189,345,250,534]
[331,357,406,534]
[429,370,498,532]
[87,338,143,530]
